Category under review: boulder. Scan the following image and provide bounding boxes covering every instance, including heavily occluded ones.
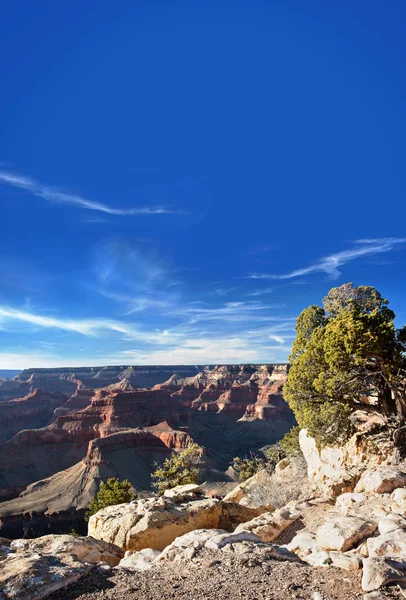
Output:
[155,528,299,564]
[362,557,406,592]
[355,467,406,494]
[0,534,123,599]
[316,515,377,552]
[118,548,160,571]
[308,550,362,570]
[9,534,123,567]
[286,531,361,570]
[287,532,318,557]
[0,550,91,600]
[234,504,301,542]
[378,513,406,535]
[163,484,202,502]
[335,492,367,515]
[392,488,406,514]
[88,495,222,551]
[334,491,391,519]
[367,529,406,558]
[300,430,362,497]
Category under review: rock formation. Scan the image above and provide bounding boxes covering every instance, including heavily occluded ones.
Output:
[3,421,406,598]
[0,390,68,445]
[0,424,194,538]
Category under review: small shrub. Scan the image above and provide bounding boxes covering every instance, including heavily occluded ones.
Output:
[85,477,136,522]
[232,447,287,483]
[280,426,302,456]
[69,527,80,538]
[151,443,201,496]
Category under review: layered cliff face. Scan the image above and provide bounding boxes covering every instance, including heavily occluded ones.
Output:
[0,423,195,538]
[0,389,69,445]
[0,364,293,537]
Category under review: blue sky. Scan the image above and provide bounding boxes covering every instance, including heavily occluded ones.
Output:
[0,1,405,368]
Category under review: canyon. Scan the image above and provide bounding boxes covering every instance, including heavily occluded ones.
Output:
[0,364,293,538]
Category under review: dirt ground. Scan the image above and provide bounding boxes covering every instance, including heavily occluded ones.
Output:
[48,555,403,600]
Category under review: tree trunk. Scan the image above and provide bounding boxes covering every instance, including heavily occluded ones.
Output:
[379,382,397,418]
[394,387,406,424]
[393,426,406,462]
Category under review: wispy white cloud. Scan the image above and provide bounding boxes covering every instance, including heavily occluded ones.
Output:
[0,306,169,344]
[115,336,285,365]
[0,171,185,216]
[169,301,292,324]
[208,287,239,297]
[247,238,406,280]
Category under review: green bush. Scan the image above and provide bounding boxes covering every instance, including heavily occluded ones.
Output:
[279,426,302,456]
[232,447,286,483]
[151,443,201,496]
[85,477,136,522]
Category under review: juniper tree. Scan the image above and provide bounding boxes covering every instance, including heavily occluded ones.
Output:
[85,477,135,521]
[284,283,406,446]
[151,444,201,496]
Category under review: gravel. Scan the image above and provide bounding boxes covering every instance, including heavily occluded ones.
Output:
[47,553,403,600]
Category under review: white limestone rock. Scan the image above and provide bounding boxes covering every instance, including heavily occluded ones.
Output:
[368,529,406,558]
[9,534,123,567]
[0,534,123,600]
[88,495,222,551]
[316,514,377,552]
[355,467,406,495]
[118,548,160,571]
[392,488,406,514]
[234,504,301,542]
[362,556,406,592]
[378,513,406,535]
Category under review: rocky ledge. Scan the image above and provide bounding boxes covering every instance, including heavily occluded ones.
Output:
[3,425,406,599]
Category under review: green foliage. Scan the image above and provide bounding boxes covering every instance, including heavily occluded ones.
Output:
[69,527,80,538]
[232,447,286,482]
[284,283,406,447]
[85,478,135,522]
[151,444,201,496]
[279,426,302,456]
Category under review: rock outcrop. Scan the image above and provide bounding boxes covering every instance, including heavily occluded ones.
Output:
[88,493,223,551]
[299,426,394,497]
[3,426,406,598]
[0,534,123,599]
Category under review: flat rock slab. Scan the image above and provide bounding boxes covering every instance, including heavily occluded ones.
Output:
[316,514,377,552]
[0,533,124,599]
[0,551,91,600]
[235,504,301,542]
[155,528,299,564]
[362,556,406,592]
[10,534,123,567]
[368,529,406,558]
[378,513,406,535]
[355,468,406,495]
